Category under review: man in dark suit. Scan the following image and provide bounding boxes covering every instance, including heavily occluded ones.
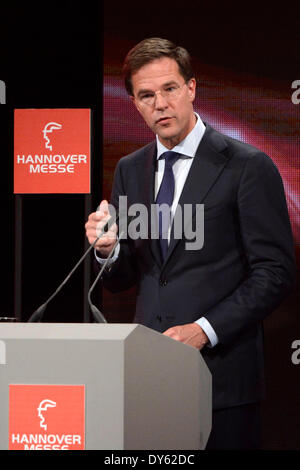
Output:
[85,38,296,449]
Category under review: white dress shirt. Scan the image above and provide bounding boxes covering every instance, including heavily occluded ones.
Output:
[95,113,219,347]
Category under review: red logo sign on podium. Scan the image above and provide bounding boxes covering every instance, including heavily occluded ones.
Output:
[14,108,90,193]
[9,384,85,450]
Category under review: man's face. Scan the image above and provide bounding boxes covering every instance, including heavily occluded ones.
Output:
[131,57,196,149]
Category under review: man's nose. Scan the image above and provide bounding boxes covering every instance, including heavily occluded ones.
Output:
[154,90,168,109]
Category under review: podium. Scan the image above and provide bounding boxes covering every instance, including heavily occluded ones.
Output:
[0,323,212,450]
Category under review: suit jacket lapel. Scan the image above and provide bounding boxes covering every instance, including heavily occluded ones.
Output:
[137,141,156,207]
[135,142,163,267]
[163,124,229,267]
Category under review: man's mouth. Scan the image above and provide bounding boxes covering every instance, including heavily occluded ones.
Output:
[156,116,173,124]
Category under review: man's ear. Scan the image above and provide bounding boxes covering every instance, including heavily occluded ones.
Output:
[130,94,142,114]
[187,78,196,102]
[130,94,136,106]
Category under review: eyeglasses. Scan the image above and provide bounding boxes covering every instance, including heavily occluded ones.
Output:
[136,82,187,107]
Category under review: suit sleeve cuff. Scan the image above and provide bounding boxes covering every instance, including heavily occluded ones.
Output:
[94,242,120,266]
[195,317,219,348]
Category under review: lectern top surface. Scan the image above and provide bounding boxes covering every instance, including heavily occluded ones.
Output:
[0,323,140,340]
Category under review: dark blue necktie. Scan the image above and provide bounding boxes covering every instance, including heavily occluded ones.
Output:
[155,151,181,260]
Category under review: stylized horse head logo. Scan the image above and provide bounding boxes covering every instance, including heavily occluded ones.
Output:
[37,399,57,430]
[42,122,62,151]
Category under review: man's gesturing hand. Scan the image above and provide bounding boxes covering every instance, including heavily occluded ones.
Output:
[85,200,118,258]
[163,323,209,350]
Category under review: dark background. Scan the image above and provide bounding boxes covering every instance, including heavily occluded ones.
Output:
[0,0,299,450]
[0,1,102,322]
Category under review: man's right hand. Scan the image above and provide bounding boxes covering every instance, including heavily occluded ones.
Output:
[85,200,118,258]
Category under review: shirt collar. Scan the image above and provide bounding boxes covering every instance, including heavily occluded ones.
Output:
[156,112,205,160]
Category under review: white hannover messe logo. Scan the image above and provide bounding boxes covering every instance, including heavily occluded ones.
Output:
[37,399,57,430]
[42,122,62,151]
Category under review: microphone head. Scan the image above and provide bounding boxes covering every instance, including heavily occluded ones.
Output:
[90,304,107,324]
[27,303,48,322]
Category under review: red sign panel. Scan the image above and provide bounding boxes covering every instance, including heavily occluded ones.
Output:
[14,108,90,194]
[9,384,85,450]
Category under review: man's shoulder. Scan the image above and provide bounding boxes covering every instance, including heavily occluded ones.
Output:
[118,141,156,167]
[205,123,263,158]
[204,123,277,172]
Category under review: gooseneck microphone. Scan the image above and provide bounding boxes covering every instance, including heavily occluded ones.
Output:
[87,229,125,323]
[27,214,119,323]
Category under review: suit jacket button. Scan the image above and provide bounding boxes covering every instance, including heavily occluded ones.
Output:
[159,279,168,286]
[157,315,162,322]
